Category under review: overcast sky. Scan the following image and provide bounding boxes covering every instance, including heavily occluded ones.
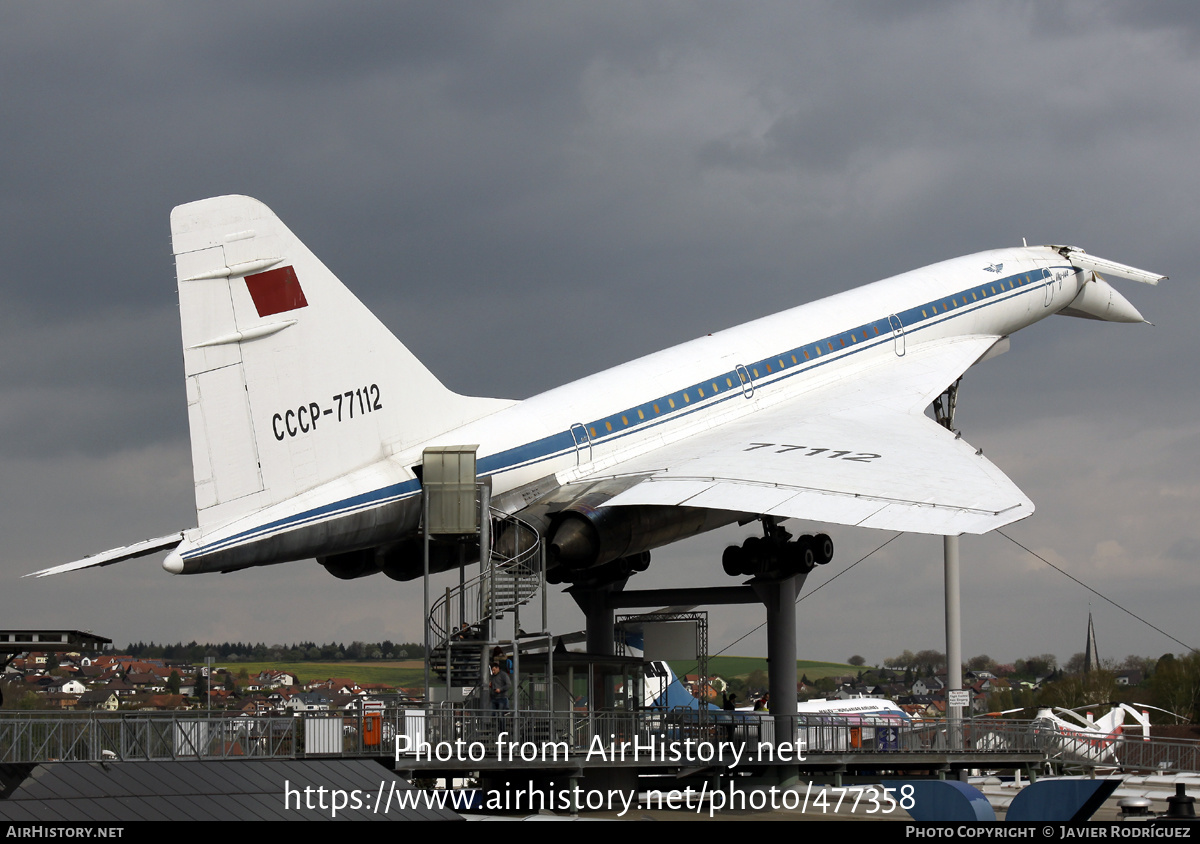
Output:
[3,2,1198,669]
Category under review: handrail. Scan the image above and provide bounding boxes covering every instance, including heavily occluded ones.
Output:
[5,709,1200,770]
[428,509,541,650]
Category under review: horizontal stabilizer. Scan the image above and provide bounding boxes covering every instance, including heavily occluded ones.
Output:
[26,532,183,578]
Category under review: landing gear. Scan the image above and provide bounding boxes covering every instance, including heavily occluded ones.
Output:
[721,517,833,577]
[718,516,832,760]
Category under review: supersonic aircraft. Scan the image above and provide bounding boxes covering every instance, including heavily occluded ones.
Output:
[31,195,1164,584]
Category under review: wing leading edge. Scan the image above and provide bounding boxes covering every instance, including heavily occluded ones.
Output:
[596,335,1033,535]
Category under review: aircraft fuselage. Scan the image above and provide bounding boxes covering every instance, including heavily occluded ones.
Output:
[166,247,1095,575]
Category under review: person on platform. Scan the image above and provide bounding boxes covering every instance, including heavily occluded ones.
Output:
[489,662,511,729]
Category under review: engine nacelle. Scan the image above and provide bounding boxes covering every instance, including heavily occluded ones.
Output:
[546,493,738,571]
[319,537,480,582]
[318,549,382,580]
[547,551,650,587]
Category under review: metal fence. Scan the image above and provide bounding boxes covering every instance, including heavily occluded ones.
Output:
[1027,720,1200,773]
[389,710,1056,761]
[0,711,298,763]
[4,708,1199,771]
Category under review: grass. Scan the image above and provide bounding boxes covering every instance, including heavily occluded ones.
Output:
[667,656,854,682]
[218,656,854,691]
[222,661,425,689]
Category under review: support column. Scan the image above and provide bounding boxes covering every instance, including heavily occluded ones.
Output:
[944,534,963,751]
[934,381,965,755]
[569,580,627,656]
[768,575,797,748]
[752,573,805,752]
[587,591,614,656]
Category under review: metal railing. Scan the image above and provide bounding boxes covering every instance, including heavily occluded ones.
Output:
[1028,721,1200,773]
[0,711,298,763]
[428,511,541,649]
[5,708,1200,772]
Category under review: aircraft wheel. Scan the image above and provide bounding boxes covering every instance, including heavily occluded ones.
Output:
[722,545,743,576]
[814,533,834,565]
[794,536,817,572]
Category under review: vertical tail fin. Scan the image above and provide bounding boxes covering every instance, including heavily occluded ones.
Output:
[172,195,511,531]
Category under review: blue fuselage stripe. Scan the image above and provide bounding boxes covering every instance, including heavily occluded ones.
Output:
[185,264,1067,559]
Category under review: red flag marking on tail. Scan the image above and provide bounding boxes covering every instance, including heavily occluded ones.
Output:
[245,266,308,317]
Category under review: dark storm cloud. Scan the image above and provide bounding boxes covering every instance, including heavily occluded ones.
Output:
[1,2,1196,661]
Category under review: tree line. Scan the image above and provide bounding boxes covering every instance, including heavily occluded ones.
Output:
[869,648,1200,724]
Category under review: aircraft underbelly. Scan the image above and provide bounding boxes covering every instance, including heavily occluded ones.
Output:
[178,494,422,574]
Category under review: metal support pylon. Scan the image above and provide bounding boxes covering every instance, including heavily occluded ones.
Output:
[933,377,964,751]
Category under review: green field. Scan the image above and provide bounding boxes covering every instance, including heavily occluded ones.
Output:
[222,661,425,689]
[218,656,850,692]
[667,656,853,682]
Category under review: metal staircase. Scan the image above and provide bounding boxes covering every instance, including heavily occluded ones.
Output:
[428,510,542,686]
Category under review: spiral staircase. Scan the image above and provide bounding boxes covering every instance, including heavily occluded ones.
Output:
[427,511,542,687]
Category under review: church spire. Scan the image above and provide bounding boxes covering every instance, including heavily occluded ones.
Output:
[1084,612,1101,673]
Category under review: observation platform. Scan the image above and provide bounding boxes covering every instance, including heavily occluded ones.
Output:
[7,707,1197,783]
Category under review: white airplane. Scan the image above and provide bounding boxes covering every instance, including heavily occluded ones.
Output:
[30,195,1164,583]
[642,660,906,722]
[794,697,908,719]
[1030,704,1152,766]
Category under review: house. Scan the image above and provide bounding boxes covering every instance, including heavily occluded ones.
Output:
[285,691,334,712]
[103,678,138,698]
[78,690,120,711]
[912,677,945,696]
[41,692,81,711]
[125,672,168,692]
[45,678,87,695]
[256,670,297,688]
